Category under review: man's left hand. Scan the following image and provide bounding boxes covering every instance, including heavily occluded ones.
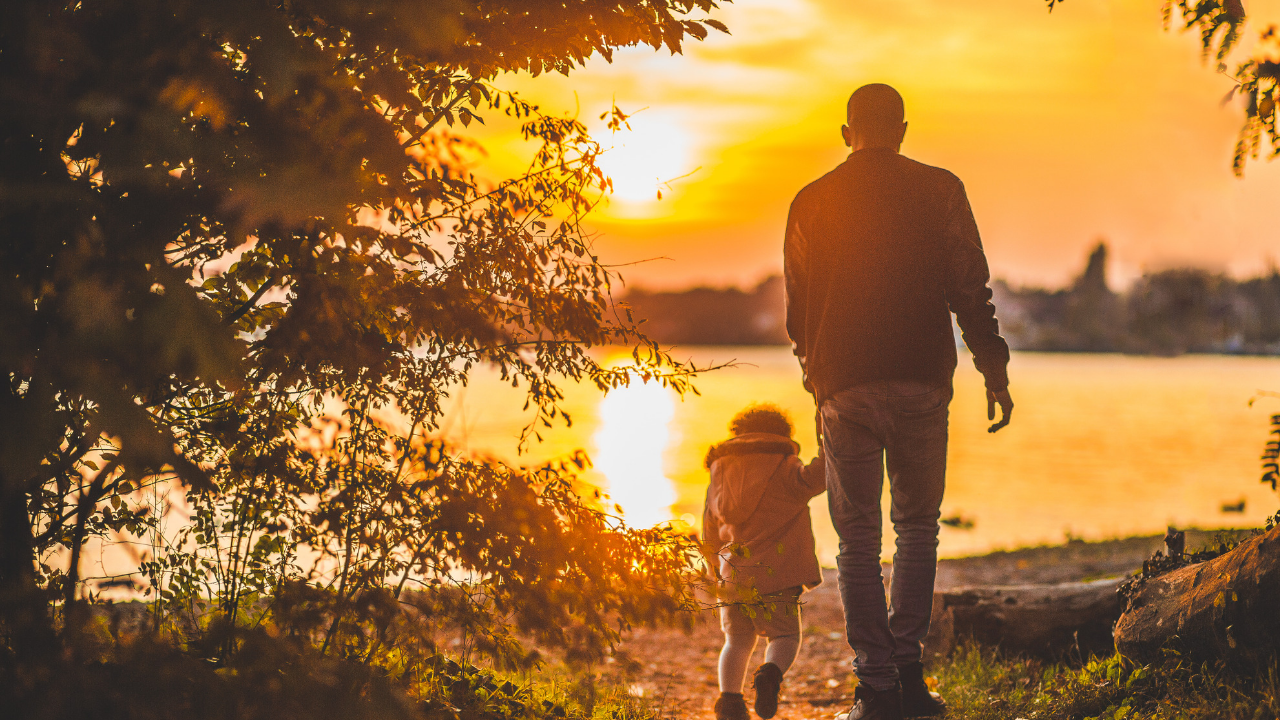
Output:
[987,388,1014,433]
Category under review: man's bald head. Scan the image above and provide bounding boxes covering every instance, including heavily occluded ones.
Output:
[843,84,907,151]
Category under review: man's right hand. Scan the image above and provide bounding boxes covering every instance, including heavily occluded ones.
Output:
[986,388,1014,433]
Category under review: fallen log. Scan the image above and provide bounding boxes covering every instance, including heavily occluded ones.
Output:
[923,578,1125,660]
[1113,524,1280,664]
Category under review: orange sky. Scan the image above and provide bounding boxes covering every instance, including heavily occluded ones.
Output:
[476,0,1280,291]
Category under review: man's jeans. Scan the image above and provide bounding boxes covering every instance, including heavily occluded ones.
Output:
[821,380,951,691]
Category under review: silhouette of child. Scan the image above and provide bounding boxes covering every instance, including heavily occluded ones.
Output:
[702,403,826,720]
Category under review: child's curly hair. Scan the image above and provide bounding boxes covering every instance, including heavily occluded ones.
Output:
[729,403,794,438]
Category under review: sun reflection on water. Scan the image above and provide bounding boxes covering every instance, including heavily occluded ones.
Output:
[592,379,679,528]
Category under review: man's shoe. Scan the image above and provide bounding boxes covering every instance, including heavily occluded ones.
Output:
[752,662,784,719]
[836,683,903,720]
[898,662,946,717]
[715,692,750,720]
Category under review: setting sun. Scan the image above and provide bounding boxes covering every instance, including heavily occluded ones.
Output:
[494,0,1280,290]
[595,113,695,212]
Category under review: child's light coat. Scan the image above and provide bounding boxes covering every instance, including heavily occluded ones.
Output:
[702,432,826,596]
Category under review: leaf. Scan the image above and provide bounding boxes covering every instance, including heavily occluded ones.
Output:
[703,18,730,34]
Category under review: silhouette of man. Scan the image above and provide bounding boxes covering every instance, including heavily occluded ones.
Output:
[784,84,1013,720]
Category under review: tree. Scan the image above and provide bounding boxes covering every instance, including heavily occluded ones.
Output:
[0,0,727,674]
[1161,0,1279,175]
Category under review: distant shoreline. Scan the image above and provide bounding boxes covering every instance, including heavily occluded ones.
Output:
[621,245,1280,354]
[930,527,1258,590]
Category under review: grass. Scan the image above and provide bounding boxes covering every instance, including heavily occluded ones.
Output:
[2,614,664,720]
[936,642,1280,720]
[414,656,658,720]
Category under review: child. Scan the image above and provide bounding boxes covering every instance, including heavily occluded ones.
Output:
[703,403,825,720]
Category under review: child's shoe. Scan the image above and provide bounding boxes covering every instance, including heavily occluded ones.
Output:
[751,662,784,719]
[897,662,946,717]
[715,692,750,720]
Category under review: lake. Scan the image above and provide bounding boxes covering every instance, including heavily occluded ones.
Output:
[441,349,1280,563]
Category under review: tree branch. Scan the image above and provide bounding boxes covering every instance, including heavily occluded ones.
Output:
[222,278,275,327]
[64,455,122,613]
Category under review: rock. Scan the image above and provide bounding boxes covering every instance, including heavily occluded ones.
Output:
[1113,525,1280,664]
[924,578,1125,660]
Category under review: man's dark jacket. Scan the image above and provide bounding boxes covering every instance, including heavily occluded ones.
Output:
[784,147,1009,401]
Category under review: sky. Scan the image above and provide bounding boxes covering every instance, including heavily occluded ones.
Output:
[474,0,1280,291]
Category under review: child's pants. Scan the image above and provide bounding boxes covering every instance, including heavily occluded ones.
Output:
[718,586,804,693]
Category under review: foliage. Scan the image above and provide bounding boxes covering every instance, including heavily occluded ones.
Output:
[938,641,1280,720]
[1,616,656,720]
[1,0,728,704]
[143,441,703,668]
[1121,532,1241,591]
[1262,412,1280,491]
[1266,509,1280,531]
[1158,0,1280,176]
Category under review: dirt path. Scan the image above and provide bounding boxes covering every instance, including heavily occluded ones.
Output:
[619,571,855,720]
[616,532,1214,720]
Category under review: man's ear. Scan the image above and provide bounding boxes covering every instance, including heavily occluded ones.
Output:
[841,124,852,148]
[896,121,908,147]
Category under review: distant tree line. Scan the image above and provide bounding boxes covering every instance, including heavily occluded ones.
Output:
[994,244,1280,355]
[622,275,789,345]
[622,244,1280,355]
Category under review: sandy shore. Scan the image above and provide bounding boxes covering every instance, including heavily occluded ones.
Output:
[615,529,1246,720]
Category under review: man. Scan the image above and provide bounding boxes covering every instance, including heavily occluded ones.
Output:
[784,84,1014,720]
